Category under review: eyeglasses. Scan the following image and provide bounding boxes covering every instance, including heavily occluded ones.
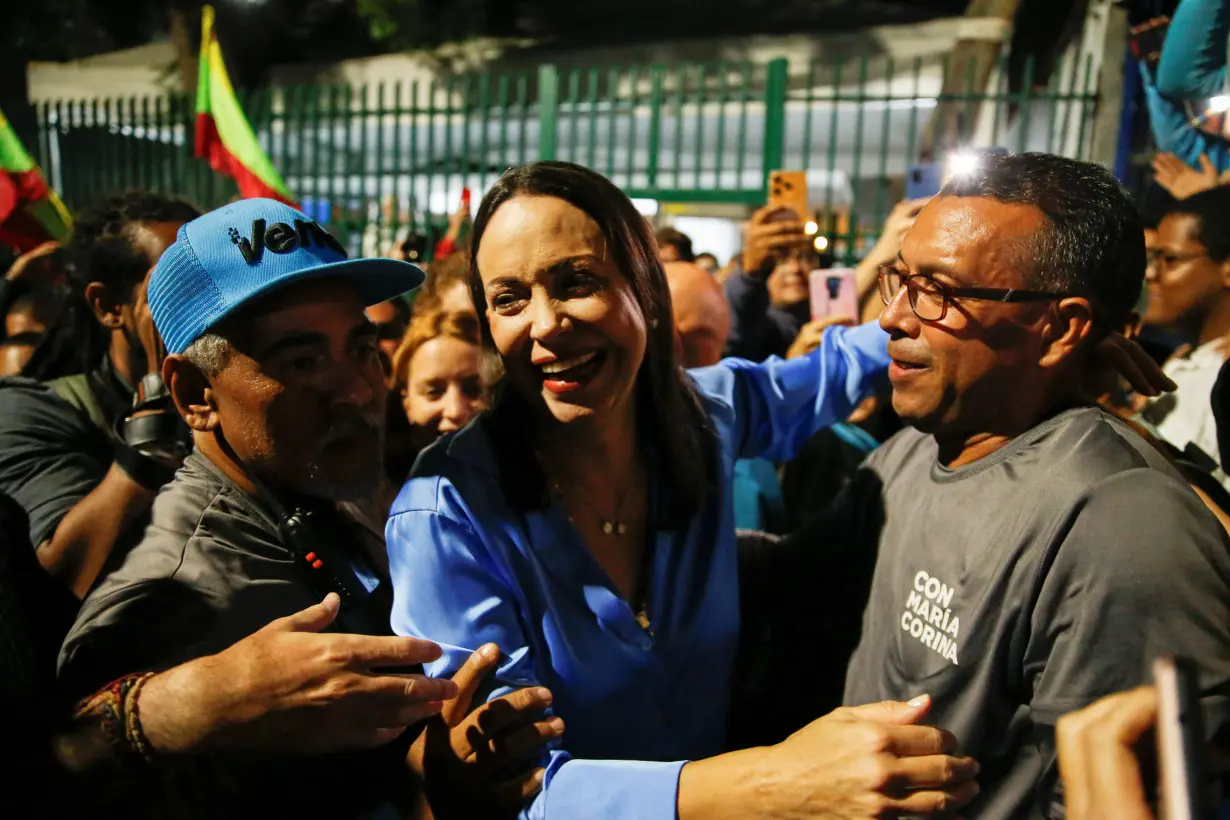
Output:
[1147,249,1208,269]
[877,264,1073,321]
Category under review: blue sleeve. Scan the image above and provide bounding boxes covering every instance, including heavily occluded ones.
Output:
[1157,0,1230,102]
[691,319,889,463]
[386,502,686,820]
[1142,62,1230,170]
[723,265,799,361]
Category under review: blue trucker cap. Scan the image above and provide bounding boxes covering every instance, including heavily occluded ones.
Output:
[148,198,425,355]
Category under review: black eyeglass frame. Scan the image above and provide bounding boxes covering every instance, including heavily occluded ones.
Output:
[876,264,1074,321]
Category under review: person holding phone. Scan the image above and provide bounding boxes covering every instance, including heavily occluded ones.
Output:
[724,198,927,362]
[1057,676,1229,820]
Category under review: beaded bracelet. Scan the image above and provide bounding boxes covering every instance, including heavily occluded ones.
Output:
[73,672,158,764]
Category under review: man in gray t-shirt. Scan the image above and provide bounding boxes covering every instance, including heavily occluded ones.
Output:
[842,408,1230,818]
[833,153,1230,819]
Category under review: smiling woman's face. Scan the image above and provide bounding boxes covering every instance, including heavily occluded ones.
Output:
[474,195,647,427]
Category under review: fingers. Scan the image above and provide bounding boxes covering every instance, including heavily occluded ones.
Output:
[752,205,797,225]
[751,220,808,241]
[443,644,500,725]
[343,633,447,669]
[1100,334,1176,396]
[840,694,933,726]
[472,687,554,740]
[1056,687,1157,820]
[883,779,980,816]
[449,687,554,760]
[891,753,980,787]
[384,673,461,708]
[883,724,961,757]
[476,717,565,775]
[268,593,341,633]
[1199,154,1217,176]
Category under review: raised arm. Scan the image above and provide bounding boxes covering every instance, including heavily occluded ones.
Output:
[1141,63,1230,172]
[693,320,889,464]
[1156,0,1230,102]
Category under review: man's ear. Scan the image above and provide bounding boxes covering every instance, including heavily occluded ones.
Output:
[1039,297,1095,369]
[163,354,218,433]
[84,282,123,329]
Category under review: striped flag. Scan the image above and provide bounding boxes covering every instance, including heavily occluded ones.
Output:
[0,106,72,253]
[195,5,297,206]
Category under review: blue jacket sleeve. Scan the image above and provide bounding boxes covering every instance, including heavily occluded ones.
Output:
[691,320,889,463]
[1157,0,1230,102]
[723,264,803,362]
[386,502,686,820]
[1142,62,1230,170]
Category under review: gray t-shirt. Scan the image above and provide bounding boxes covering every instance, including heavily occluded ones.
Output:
[843,407,1230,820]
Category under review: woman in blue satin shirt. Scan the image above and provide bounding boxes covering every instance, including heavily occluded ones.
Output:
[385,163,977,820]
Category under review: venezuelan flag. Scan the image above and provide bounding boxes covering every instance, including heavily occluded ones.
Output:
[195,5,297,206]
[0,106,72,253]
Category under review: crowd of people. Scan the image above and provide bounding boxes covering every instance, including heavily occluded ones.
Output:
[6,7,1230,811]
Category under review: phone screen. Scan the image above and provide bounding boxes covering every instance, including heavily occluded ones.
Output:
[1154,656,1209,820]
[809,268,859,322]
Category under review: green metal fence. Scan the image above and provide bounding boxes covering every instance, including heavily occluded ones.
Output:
[16,49,1098,261]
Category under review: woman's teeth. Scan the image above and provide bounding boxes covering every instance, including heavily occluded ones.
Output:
[540,351,598,375]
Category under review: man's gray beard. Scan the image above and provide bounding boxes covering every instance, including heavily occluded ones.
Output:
[298,430,386,503]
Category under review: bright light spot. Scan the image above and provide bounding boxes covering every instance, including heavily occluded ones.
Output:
[814,236,829,251]
[804,221,819,235]
[947,151,980,177]
[1210,96,1230,113]
[631,198,659,216]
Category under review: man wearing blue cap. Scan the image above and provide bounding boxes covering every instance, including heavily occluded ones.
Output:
[57,199,557,818]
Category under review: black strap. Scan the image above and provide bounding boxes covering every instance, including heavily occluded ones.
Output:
[113,440,178,492]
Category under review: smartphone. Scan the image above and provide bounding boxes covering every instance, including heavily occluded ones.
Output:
[810,268,859,322]
[768,170,809,220]
[1154,655,1209,820]
[906,163,944,200]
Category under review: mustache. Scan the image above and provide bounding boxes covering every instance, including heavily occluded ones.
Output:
[322,412,383,442]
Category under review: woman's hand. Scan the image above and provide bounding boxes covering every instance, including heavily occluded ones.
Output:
[786,316,855,359]
[410,643,563,820]
[1056,686,1157,820]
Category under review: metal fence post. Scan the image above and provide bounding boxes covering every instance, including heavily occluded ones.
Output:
[538,64,560,161]
[761,58,789,191]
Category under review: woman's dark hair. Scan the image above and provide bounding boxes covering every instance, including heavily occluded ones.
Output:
[468,161,718,526]
[22,191,200,382]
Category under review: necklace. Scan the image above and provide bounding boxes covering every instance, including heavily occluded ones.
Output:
[547,476,653,635]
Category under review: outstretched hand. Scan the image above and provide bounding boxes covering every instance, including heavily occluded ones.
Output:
[139,594,456,755]
[410,643,562,819]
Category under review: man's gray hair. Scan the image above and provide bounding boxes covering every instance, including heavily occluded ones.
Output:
[182,332,231,377]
